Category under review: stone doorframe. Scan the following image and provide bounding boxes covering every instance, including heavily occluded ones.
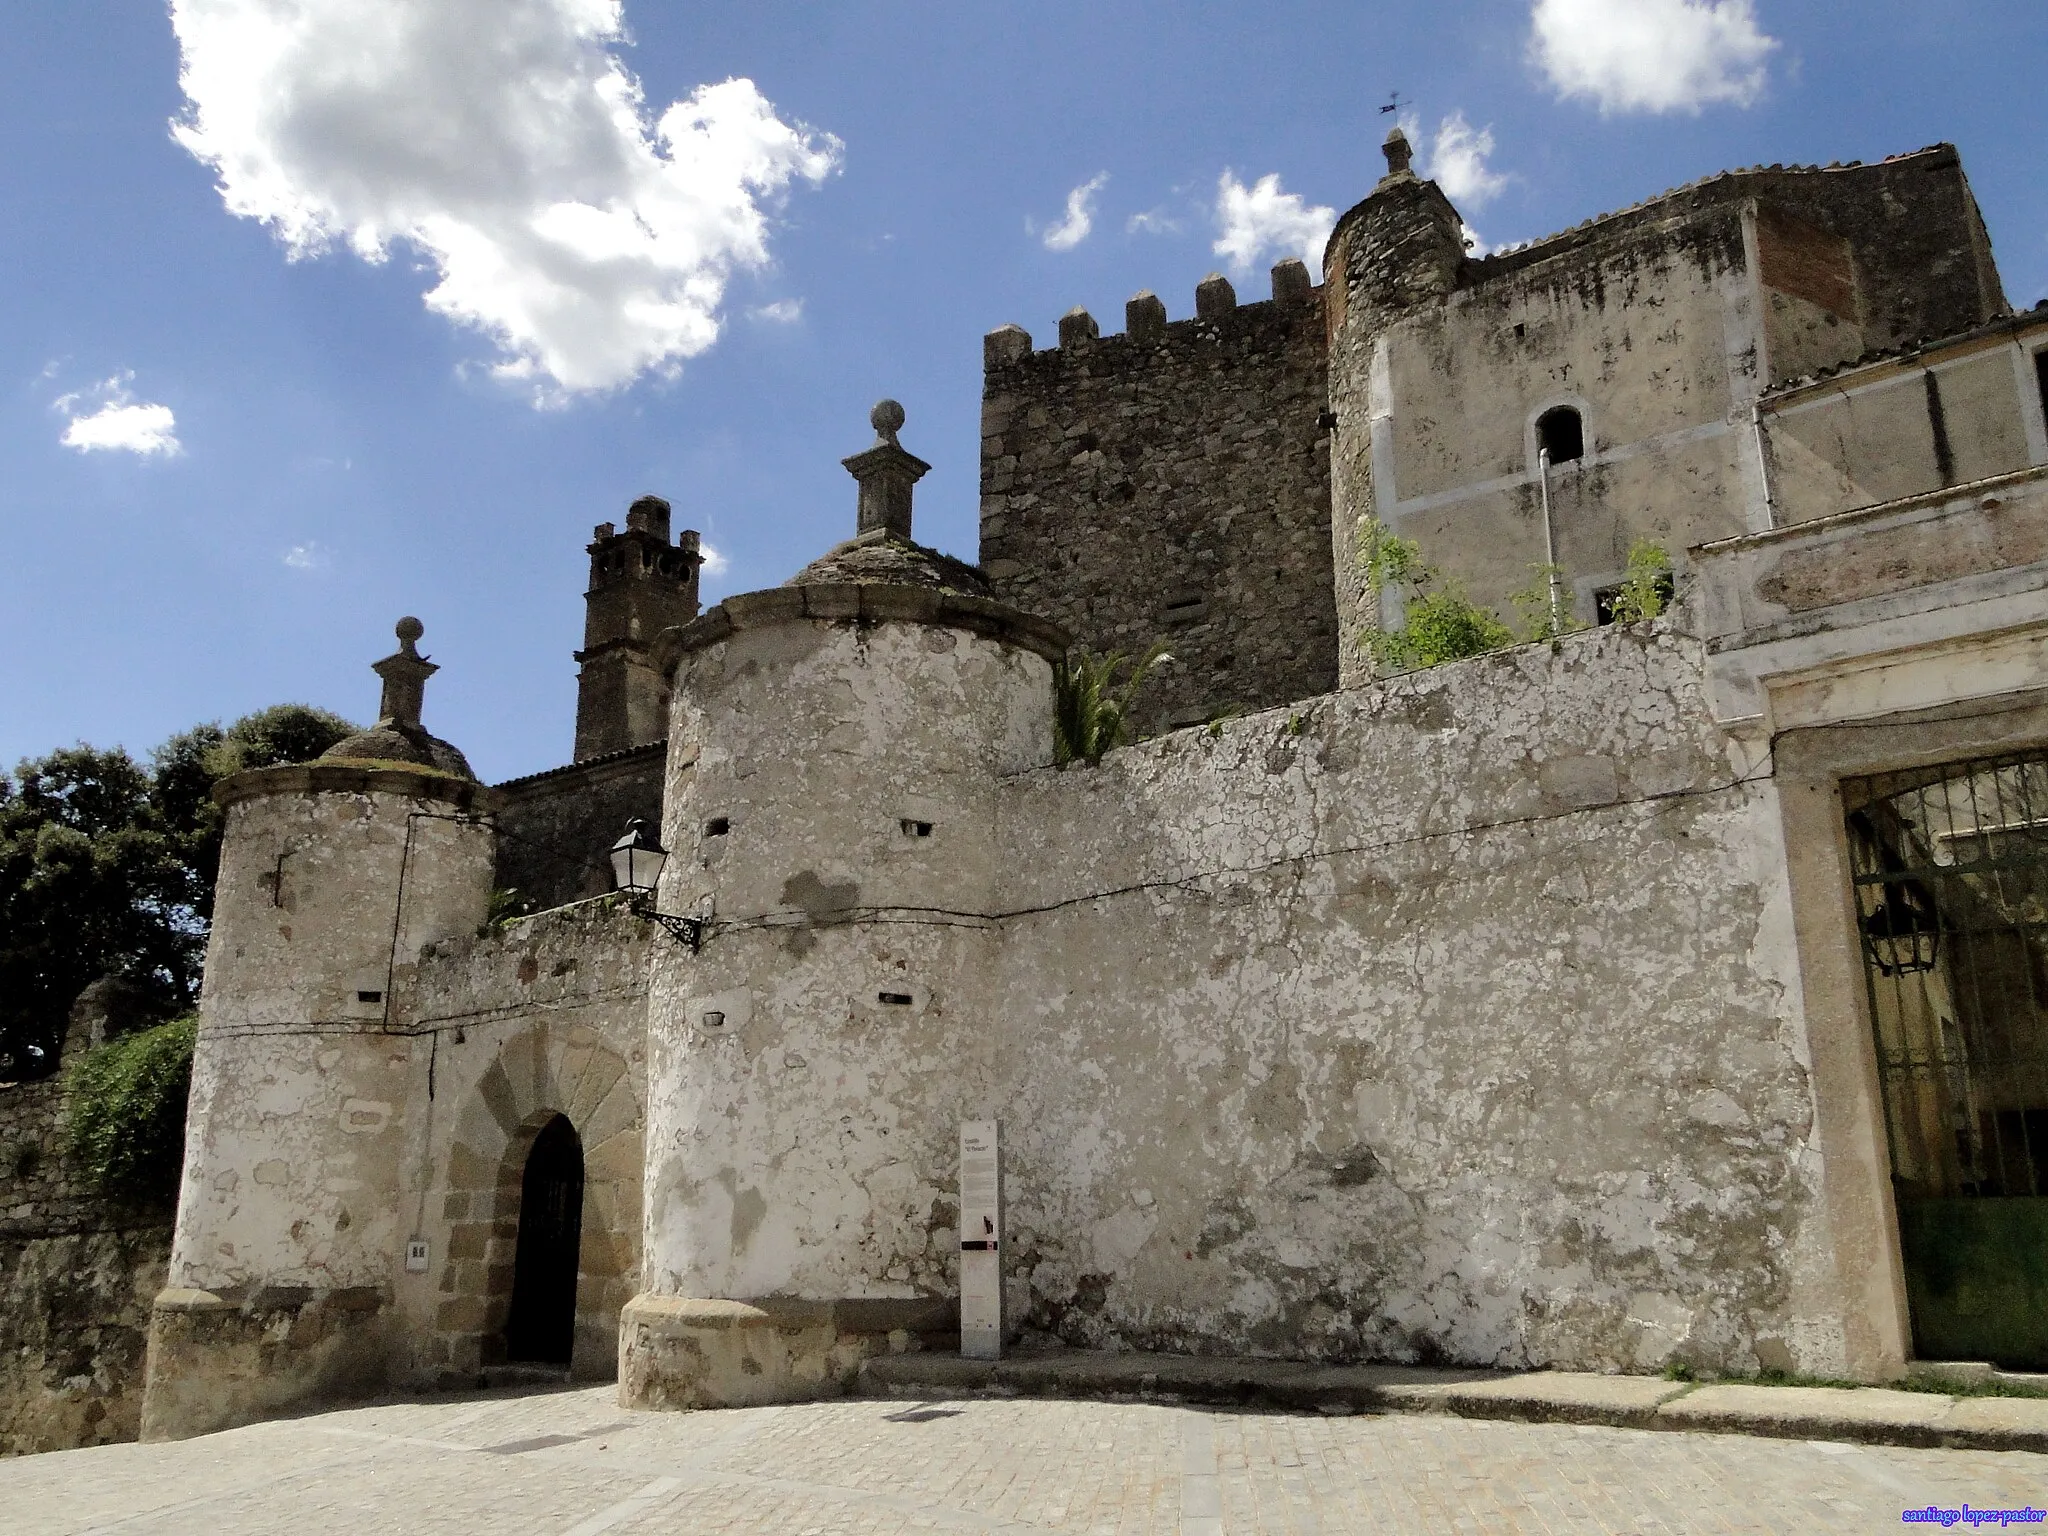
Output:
[1773,686,2048,1380]
[427,1022,643,1384]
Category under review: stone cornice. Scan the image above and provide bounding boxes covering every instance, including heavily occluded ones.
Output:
[657,583,1072,676]
[213,762,502,813]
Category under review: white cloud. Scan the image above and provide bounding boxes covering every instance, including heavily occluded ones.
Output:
[1212,172,1335,274]
[1126,208,1181,236]
[1038,173,1108,253]
[698,542,729,577]
[283,542,329,570]
[749,298,803,323]
[168,0,842,399]
[1530,0,1777,114]
[55,373,182,456]
[1421,113,1509,211]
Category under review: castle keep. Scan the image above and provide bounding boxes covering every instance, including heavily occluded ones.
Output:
[58,134,2048,1440]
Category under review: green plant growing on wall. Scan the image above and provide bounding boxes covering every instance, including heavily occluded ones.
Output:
[1358,516,1425,593]
[481,886,536,936]
[62,1014,196,1197]
[1356,518,1516,673]
[1053,643,1172,766]
[1509,563,1586,643]
[1607,540,1676,624]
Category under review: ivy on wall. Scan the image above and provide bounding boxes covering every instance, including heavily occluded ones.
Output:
[62,1015,196,1197]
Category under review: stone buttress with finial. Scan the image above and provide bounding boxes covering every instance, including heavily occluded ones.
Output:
[320,618,476,778]
[779,400,994,593]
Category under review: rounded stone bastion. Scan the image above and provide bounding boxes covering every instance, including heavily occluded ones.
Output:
[142,621,497,1442]
[622,446,1069,1409]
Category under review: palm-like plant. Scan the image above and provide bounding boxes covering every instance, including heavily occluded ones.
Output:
[1053,643,1173,766]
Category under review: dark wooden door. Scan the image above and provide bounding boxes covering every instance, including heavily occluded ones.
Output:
[505,1115,584,1364]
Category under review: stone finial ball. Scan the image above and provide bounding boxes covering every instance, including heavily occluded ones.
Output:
[871,399,906,436]
[395,616,425,644]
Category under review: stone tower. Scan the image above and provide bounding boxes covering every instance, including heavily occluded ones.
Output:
[574,496,704,763]
[620,404,1067,1408]
[141,620,496,1441]
[1322,127,1468,687]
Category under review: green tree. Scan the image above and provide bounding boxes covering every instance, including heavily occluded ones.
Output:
[0,704,354,1079]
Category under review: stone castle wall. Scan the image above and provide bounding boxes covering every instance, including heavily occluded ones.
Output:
[144,771,496,1441]
[398,899,650,1387]
[0,1075,171,1455]
[632,611,1849,1382]
[979,264,1336,734]
[102,142,2035,1434]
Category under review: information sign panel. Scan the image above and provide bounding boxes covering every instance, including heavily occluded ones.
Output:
[959,1120,1002,1359]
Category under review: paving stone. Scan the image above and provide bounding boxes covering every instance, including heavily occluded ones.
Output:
[7,1383,2048,1535]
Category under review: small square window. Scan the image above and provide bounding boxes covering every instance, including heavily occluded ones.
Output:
[356,990,383,1005]
[1594,573,1675,625]
[901,819,933,838]
[878,992,914,1006]
[703,817,730,838]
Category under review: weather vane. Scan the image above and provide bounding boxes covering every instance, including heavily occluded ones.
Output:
[1380,91,1406,116]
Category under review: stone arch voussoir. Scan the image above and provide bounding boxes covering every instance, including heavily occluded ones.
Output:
[430,1022,642,1379]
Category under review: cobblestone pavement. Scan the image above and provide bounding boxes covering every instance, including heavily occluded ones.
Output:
[5,1384,2045,1534]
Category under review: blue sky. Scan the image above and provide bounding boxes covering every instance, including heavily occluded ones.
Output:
[3,1,2044,784]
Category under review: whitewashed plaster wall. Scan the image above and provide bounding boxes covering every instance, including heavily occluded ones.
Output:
[144,772,494,1440]
[641,611,1051,1308]
[634,612,1850,1379]
[169,780,493,1295]
[988,623,1834,1376]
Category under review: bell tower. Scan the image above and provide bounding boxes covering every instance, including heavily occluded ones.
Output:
[574,495,703,762]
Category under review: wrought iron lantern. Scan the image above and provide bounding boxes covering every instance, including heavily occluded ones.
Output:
[1860,887,1941,977]
[610,818,703,952]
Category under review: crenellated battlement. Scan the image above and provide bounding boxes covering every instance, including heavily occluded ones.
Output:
[983,258,1319,371]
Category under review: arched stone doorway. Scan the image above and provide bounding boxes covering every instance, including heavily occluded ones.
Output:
[424,1020,643,1385]
[505,1114,585,1364]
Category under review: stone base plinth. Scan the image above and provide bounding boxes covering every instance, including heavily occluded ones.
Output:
[140,1285,393,1442]
[618,1294,956,1411]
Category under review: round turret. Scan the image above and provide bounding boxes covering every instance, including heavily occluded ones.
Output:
[142,619,495,1441]
[622,405,1068,1408]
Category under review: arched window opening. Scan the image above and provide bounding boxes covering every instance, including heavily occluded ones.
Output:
[504,1114,585,1365]
[1537,406,1585,466]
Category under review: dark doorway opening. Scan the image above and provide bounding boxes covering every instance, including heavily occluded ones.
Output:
[505,1114,585,1365]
